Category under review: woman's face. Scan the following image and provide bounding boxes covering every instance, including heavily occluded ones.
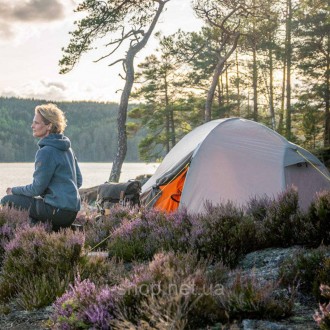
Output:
[31,112,51,138]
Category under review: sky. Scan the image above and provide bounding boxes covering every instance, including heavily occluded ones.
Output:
[0,0,202,103]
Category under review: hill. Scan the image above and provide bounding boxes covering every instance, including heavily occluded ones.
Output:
[0,97,143,162]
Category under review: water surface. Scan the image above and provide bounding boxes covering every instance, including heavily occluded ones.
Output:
[0,162,159,193]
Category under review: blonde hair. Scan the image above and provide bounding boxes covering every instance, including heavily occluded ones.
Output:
[35,103,67,134]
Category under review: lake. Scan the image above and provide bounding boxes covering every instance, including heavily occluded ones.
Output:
[0,162,159,193]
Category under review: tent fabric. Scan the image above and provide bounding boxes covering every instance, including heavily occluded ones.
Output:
[142,119,228,193]
[284,145,322,166]
[154,167,188,212]
[141,118,330,213]
[284,163,328,208]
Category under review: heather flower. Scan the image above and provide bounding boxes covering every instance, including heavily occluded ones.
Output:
[156,208,193,251]
[107,215,157,261]
[246,194,272,221]
[314,284,330,329]
[4,224,47,253]
[130,264,154,286]
[0,225,85,309]
[53,277,116,330]
[83,206,132,249]
[106,207,195,261]
[111,217,145,239]
[0,224,13,237]
[0,204,29,226]
[0,206,32,260]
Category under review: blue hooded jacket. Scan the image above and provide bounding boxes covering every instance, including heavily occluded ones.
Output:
[12,134,82,212]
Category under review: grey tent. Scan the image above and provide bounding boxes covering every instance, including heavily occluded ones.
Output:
[141,118,330,213]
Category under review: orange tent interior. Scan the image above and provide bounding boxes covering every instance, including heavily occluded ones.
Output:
[154,167,188,212]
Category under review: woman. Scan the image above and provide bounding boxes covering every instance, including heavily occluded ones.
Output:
[1,103,82,230]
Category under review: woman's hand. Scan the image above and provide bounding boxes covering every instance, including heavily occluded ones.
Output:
[6,188,12,195]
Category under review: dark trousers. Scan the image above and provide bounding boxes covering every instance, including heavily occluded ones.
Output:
[1,195,77,231]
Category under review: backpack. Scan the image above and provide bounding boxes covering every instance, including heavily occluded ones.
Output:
[96,180,141,215]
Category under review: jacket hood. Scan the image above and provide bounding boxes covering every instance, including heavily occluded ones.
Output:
[38,134,71,151]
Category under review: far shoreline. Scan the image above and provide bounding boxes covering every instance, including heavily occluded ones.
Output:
[0,162,159,190]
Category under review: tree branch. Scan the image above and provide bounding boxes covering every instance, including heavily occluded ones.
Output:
[108,58,125,67]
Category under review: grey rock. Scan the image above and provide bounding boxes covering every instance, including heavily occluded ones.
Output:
[238,246,302,283]
[242,319,290,330]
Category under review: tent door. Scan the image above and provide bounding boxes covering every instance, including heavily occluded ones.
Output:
[154,167,188,212]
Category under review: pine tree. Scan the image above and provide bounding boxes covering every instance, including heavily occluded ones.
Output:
[59,0,170,181]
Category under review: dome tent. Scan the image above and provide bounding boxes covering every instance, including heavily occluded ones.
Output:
[141,118,330,213]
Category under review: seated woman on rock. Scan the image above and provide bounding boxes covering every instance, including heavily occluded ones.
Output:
[1,103,82,231]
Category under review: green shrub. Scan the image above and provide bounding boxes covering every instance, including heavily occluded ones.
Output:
[278,246,330,297]
[84,190,330,268]
[308,190,330,245]
[217,273,294,321]
[115,254,294,327]
[246,195,272,221]
[191,201,259,267]
[147,208,193,254]
[0,225,86,310]
[108,216,156,261]
[261,188,313,247]
[16,271,73,309]
[112,251,229,329]
[79,255,127,287]
[317,258,330,292]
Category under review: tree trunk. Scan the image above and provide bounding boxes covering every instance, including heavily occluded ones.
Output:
[247,91,251,116]
[324,32,330,146]
[278,54,286,134]
[285,0,292,140]
[205,59,224,122]
[109,51,134,182]
[252,44,258,121]
[170,107,176,148]
[251,0,258,122]
[217,79,222,109]
[205,33,240,122]
[217,78,225,118]
[109,1,167,182]
[269,38,275,129]
[236,49,241,116]
[164,74,170,153]
[225,67,229,104]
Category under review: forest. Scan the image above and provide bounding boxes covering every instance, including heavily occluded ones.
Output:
[125,0,329,161]
[0,97,143,162]
[1,0,329,165]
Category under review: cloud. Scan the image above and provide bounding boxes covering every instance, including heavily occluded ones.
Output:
[0,0,77,41]
[42,81,66,91]
[0,22,14,40]
[1,80,69,101]
[0,79,120,103]
[0,0,65,22]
